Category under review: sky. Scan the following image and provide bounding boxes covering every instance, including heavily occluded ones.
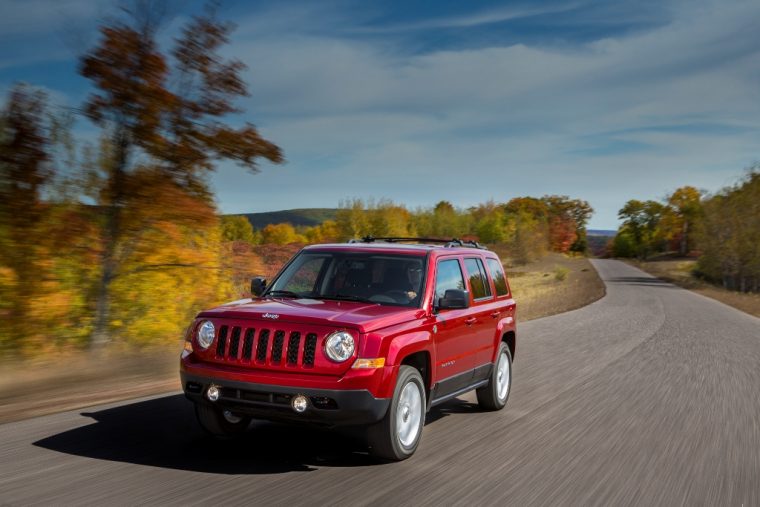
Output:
[1,0,759,229]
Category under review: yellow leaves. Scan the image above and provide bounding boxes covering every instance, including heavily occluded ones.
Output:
[261,223,306,245]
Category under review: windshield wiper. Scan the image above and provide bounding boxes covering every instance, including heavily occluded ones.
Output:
[265,290,300,298]
[313,294,373,303]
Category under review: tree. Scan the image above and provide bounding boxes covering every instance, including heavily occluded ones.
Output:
[665,186,702,256]
[221,215,257,244]
[304,220,339,243]
[0,85,54,353]
[336,198,370,240]
[502,197,550,262]
[80,2,283,348]
[617,199,667,259]
[697,169,760,291]
[261,223,304,245]
[541,195,593,254]
[368,200,414,237]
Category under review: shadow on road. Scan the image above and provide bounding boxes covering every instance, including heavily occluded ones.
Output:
[605,276,676,288]
[33,393,474,474]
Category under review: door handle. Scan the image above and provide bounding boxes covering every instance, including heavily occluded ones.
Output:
[465,317,477,326]
[490,311,501,319]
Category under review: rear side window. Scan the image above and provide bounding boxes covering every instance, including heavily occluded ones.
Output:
[435,259,465,300]
[486,258,509,296]
[464,258,492,299]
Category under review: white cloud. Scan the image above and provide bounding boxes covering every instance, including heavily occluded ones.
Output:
[354,2,588,32]
[210,0,760,229]
[5,0,756,229]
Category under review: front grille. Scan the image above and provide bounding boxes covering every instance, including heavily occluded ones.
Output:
[212,325,324,369]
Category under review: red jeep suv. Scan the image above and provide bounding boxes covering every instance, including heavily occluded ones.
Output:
[180,237,517,460]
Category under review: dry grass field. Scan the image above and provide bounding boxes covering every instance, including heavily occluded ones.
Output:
[506,253,606,321]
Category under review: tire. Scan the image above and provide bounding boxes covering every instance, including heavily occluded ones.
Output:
[194,403,251,438]
[477,342,512,411]
[368,365,426,461]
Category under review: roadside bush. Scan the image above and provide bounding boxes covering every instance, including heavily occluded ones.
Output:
[554,266,569,281]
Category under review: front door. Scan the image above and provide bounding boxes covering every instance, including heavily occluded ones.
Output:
[432,256,475,397]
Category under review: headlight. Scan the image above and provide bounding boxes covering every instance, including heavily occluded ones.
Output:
[197,321,215,349]
[324,331,355,362]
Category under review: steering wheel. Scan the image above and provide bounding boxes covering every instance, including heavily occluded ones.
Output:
[385,290,411,303]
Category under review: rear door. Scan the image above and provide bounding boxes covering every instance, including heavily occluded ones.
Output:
[463,256,500,370]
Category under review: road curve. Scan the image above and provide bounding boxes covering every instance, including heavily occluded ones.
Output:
[1,260,759,506]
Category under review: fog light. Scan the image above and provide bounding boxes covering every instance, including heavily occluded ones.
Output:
[292,394,308,413]
[207,385,220,402]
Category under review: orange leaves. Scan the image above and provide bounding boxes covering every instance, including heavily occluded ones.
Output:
[80,26,174,151]
[548,215,578,254]
[80,9,283,182]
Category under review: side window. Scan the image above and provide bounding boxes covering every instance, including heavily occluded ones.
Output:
[486,258,509,296]
[435,259,465,300]
[464,258,492,300]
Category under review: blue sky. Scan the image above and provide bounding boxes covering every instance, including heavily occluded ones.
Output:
[1,0,759,229]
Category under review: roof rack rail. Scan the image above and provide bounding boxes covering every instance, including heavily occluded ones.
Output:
[348,236,487,250]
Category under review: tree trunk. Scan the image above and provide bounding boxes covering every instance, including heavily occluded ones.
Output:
[90,212,118,349]
[679,219,688,256]
[90,132,128,351]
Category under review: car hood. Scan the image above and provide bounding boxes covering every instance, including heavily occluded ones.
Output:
[197,297,425,334]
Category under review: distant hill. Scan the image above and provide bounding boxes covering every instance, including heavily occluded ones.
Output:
[233,208,338,229]
[587,229,617,237]
[587,230,616,257]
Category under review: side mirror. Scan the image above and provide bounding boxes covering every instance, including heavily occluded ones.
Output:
[437,289,469,310]
[251,277,267,297]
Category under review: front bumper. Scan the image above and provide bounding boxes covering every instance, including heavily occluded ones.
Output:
[181,371,391,427]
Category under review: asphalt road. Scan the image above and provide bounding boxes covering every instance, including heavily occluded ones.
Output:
[1,260,759,506]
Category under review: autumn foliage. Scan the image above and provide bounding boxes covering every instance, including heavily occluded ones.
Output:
[0,3,596,358]
[613,173,760,293]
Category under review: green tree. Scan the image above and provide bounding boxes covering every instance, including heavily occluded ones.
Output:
[336,198,370,240]
[697,169,760,291]
[221,215,257,244]
[617,200,666,259]
[665,186,702,256]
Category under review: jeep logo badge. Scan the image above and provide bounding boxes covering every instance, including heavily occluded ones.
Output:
[262,313,279,320]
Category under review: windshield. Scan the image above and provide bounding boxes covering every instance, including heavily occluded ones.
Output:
[266,251,426,307]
